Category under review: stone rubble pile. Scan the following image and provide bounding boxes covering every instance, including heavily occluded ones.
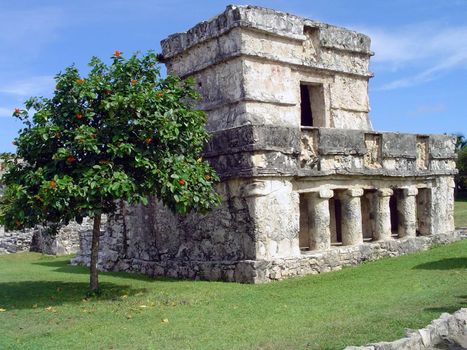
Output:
[0,220,87,256]
[345,308,467,350]
[0,227,34,254]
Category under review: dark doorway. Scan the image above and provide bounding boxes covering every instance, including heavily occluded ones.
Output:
[362,190,377,241]
[390,191,400,237]
[330,195,343,245]
[299,194,310,251]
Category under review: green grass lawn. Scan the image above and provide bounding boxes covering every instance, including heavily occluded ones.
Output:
[455,198,467,228]
[0,241,466,350]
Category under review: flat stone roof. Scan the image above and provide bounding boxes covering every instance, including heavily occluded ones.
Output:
[161,5,373,59]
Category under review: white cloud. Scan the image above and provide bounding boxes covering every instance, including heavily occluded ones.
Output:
[354,23,467,90]
[378,51,467,90]
[0,75,55,97]
[361,24,467,65]
[409,103,447,117]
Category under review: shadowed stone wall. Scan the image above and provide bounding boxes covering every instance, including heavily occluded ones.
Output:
[0,223,84,256]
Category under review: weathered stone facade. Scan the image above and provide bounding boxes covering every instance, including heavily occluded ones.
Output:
[0,160,83,256]
[73,5,459,282]
[0,222,84,256]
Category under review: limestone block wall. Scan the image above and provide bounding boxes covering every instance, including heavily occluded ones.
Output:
[73,181,258,280]
[0,227,34,254]
[298,128,457,176]
[0,222,83,256]
[244,179,300,260]
[162,5,373,132]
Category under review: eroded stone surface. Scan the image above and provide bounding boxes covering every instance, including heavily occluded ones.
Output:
[0,221,84,256]
[345,308,467,350]
[70,5,459,283]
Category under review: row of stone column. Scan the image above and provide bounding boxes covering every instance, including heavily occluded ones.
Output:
[304,187,420,251]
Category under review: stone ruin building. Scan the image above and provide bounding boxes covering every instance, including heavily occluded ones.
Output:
[0,159,82,255]
[72,5,460,282]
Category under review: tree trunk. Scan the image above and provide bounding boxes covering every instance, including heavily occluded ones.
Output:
[90,214,101,291]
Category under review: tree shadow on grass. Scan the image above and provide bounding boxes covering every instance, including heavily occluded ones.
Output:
[412,258,467,270]
[0,280,147,311]
[423,296,467,315]
[32,258,181,283]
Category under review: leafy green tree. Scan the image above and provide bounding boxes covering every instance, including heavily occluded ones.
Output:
[455,134,467,195]
[456,134,467,150]
[0,51,220,291]
[457,147,467,194]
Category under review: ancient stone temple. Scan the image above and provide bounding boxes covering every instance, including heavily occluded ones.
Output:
[74,5,459,282]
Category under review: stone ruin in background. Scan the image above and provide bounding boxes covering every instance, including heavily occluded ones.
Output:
[0,159,83,255]
[13,5,463,281]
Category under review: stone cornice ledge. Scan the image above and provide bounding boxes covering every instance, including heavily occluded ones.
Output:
[160,5,372,59]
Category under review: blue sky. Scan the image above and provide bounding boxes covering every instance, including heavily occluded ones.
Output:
[1,0,466,152]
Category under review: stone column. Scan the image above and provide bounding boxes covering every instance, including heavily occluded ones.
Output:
[307,189,333,251]
[397,187,418,238]
[340,188,364,246]
[374,188,393,241]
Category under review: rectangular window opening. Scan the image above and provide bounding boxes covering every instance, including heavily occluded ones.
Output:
[300,84,313,127]
[300,83,326,127]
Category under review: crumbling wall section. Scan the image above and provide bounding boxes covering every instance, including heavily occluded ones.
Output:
[0,222,83,256]
[72,179,258,281]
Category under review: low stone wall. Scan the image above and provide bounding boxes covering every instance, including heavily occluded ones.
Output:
[253,230,466,283]
[0,220,87,256]
[72,229,466,283]
[345,308,467,350]
[32,220,91,255]
[0,227,34,254]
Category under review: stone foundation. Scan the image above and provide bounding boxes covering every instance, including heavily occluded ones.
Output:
[72,229,465,283]
[255,230,465,283]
